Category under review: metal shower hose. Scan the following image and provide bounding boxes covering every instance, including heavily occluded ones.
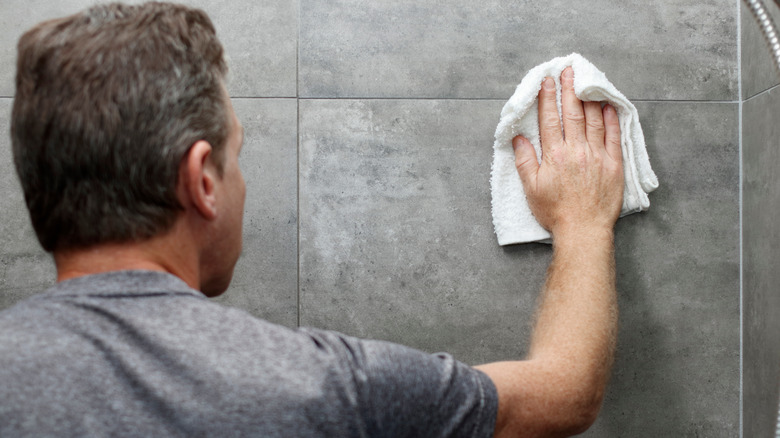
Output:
[745,0,780,74]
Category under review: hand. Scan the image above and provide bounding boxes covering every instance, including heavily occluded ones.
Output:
[513,67,624,237]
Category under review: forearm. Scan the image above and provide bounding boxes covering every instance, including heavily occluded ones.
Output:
[528,226,618,407]
[480,68,623,437]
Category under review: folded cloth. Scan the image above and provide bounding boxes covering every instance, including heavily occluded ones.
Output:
[491,53,659,245]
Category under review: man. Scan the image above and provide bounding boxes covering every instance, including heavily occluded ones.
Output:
[0,2,623,437]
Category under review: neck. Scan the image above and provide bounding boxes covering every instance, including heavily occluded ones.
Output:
[53,222,201,292]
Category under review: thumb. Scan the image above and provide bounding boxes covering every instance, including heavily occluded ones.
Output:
[513,136,539,188]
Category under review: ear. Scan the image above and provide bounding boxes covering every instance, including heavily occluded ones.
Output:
[179,140,219,221]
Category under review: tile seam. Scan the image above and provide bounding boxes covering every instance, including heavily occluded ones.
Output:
[743,83,780,103]
[2,95,743,103]
[296,0,302,329]
[293,97,740,103]
[0,95,746,102]
[737,0,744,436]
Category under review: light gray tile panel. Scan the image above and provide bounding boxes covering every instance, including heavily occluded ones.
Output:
[586,101,740,437]
[194,0,297,97]
[742,1,780,100]
[299,98,542,365]
[743,87,780,438]
[299,99,739,436]
[0,95,299,326]
[0,99,56,311]
[300,0,737,100]
[212,98,298,327]
[0,0,297,97]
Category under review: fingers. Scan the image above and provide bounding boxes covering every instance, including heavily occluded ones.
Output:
[537,67,619,165]
[560,67,586,145]
[603,104,622,163]
[513,136,539,188]
[538,77,562,151]
[584,101,605,151]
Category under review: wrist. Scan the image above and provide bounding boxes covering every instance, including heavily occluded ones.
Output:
[551,223,615,249]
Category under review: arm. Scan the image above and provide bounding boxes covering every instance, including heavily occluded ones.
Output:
[476,67,624,437]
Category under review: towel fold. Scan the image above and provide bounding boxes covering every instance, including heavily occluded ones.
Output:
[490,53,659,245]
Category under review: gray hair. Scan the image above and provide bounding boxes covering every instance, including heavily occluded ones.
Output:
[11,2,229,252]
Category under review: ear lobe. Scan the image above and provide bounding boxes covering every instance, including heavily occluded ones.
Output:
[180,140,218,221]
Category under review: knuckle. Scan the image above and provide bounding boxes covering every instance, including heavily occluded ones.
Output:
[563,111,585,125]
[541,112,561,127]
[586,118,605,132]
[515,156,531,172]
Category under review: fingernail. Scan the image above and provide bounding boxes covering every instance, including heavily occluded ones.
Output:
[512,136,525,150]
[542,77,555,90]
[562,67,574,79]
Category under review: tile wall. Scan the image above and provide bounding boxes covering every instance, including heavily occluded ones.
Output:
[0,1,750,435]
[742,1,780,437]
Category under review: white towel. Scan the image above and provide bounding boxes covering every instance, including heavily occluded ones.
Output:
[491,53,659,245]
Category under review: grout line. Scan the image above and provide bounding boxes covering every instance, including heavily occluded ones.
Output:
[229,96,297,100]
[225,96,742,104]
[743,82,780,102]
[297,96,509,101]
[296,0,302,329]
[296,98,301,329]
[292,96,742,103]
[295,0,300,100]
[737,0,744,435]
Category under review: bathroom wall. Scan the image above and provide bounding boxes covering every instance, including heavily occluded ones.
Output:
[0,1,742,436]
[742,2,780,437]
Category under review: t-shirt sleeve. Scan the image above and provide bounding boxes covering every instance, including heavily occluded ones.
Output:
[299,327,498,438]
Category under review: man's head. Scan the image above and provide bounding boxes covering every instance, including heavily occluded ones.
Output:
[11,2,230,253]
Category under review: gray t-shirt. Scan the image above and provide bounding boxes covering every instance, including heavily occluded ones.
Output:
[0,270,498,437]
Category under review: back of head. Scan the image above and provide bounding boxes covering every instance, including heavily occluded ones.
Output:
[11,2,229,253]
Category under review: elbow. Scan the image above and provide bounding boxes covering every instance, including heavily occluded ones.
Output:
[552,386,605,436]
[483,359,609,438]
[567,404,601,436]
[545,359,610,435]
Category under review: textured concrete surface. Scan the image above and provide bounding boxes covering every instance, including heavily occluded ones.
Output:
[0,98,299,327]
[300,0,737,100]
[742,2,780,436]
[298,99,548,364]
[299,99,740,436]
[0,1,749,436]
[742,1,780,99]
[743,86,780,438]
[0,0,297,97]
[603,102,739,437]
[0,99,56,310]
[211,99,299,327]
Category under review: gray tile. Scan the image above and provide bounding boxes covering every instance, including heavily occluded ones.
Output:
[742,1,780,100]
[299,99,739,436]
[0,96,299,326]
[0,99,56,311]
[299,98,547,365]
[743,87,780,438]
[190,0,297,97]
[300,0,737,100]
[0,0,297,97]
[588,102,740,437]
[212,98,298,327]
